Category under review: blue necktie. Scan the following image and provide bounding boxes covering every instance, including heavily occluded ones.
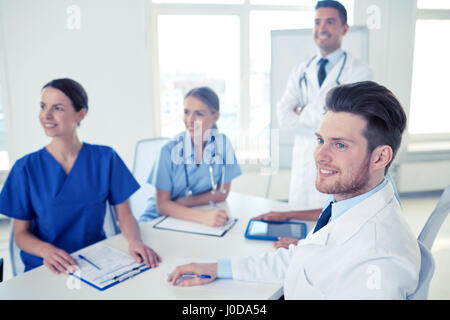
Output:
[317,58,329,87]
[313,202,332,233]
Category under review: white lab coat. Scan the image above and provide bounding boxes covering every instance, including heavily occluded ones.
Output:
[277,52,373,209]
[231,181,421,299]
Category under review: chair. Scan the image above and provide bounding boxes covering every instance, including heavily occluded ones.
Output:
[129,138,170,221]
[407,185,450,300]
[9,220,24,277]
[103,202,120,237]
[9,201,120,277]
[0,257,3,282]
[407,241,435,300]
[418,185,450,251]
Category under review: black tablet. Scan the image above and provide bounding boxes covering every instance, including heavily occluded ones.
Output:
[244,220,307,241]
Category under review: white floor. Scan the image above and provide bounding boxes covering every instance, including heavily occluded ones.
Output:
[0,192,449,299]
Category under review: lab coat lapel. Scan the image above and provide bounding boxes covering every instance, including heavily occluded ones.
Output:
[318,54,345,95]
[305,57,320,95]
[330,181,396,245]
[299,224,332,246]
[299,181,395,247]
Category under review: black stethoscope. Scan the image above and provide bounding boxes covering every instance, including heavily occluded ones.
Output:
[181,141,226,197]
[297,52,347,113]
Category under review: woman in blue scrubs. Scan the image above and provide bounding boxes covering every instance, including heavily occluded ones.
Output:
[0,78,161,274]
[140,87,242,227]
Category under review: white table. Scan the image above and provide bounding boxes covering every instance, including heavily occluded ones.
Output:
[0,192,315,300]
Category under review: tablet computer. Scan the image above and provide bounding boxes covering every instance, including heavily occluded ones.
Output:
[244,220,307,241]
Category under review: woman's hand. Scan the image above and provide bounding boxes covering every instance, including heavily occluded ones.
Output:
[41,244,77,275]
[128,239,162,268]
[201,209,229,227]
[168,262,217,286]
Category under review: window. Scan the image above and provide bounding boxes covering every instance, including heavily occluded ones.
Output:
[150,0,354,164]
[0,27,9,171]
[0,84,9,171]
[408,3,450,151]
[158,15,240,140]
[410,20,450,135]
[417,0,450,10]
[154,0,243,3]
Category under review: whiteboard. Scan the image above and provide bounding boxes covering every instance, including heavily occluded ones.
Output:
[270,26,369,169]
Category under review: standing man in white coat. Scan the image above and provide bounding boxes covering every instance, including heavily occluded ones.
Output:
[256,1,373,236]
[168,81,423,299]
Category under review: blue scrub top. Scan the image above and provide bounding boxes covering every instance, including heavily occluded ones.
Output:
[0,143,139,271]
[140,131,242,222]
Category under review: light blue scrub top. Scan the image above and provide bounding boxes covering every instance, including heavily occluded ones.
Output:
[140,131,242,222]
[0,143,139,271]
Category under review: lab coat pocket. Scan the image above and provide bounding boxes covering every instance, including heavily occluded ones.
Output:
[295,268,324,300]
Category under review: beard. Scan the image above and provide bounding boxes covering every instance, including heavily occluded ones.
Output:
[315,156,372,199]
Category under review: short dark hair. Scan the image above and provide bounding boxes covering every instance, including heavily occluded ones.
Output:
[42,78,88,112]
[325,81,407,172]
[315,0,348,25]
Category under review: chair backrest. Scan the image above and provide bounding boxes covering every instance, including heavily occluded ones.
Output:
[407,241,435,300]
[407,185,450,299]
[0,257,3,282]
[9,220,24,277]
[9,201,120,277]
[129,137,170,220]
[103,202,120,237]
[418,185,450,251]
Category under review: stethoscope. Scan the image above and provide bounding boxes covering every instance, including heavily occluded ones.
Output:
[297,52,347,112]
[182,143,226,197]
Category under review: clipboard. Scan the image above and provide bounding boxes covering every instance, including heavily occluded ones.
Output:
[153,216,237,237]
[69,242,150,291]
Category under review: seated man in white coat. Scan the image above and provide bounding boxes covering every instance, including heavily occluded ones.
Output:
[168,81,421,299]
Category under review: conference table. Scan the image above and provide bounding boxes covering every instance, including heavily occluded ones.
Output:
[0,192,315,300]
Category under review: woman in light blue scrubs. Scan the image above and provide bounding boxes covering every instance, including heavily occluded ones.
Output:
[0,78,161,274]
[140,87,242,227]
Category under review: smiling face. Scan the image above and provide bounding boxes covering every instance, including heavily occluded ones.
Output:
[183,96,219,140]
[313,7,348,56]
[314,111,375,201]
[39,87,86,139]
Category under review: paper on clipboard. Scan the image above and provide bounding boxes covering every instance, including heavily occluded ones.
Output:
[69,242,149,291]
[153,202,237,237]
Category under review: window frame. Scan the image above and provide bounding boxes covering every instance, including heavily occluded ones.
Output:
[149,0,316,160]
[0,17,10,172]
[408,7,450,149]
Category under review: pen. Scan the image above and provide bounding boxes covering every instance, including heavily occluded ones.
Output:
[78,254,101,270]
[210,200,234,224]
[112,265,145,281]
[99,264,146,284]
[167,273,212,279]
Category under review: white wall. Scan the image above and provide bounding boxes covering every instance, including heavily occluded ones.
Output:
[0,0,153,168]
[354,0,416,136]
[0,0,447,197]
[354,0,450,192]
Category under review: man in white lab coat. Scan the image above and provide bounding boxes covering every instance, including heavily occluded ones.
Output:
[168,81,422,299]
[255,1,373,247]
